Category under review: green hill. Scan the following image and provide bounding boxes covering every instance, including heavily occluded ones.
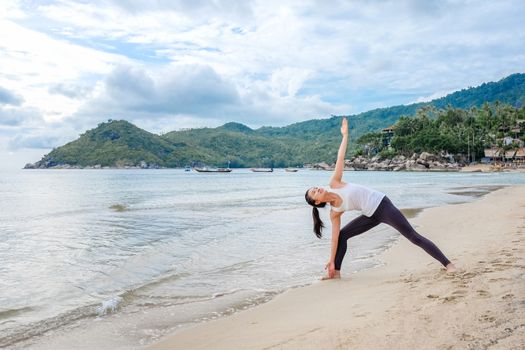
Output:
[269,73,525,140]
[26,73,525,168]
[163,125,302,167]
[30,120,211,168]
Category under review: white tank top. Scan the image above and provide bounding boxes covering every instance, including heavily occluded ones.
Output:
[329,183,385,217]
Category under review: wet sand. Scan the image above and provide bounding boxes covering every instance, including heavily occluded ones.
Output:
[147,185,525,350]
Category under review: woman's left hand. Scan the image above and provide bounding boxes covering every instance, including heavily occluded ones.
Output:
[340,117,348,136]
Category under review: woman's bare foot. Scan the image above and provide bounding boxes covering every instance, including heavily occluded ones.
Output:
[321,271,341,280]
[445,263,457,273]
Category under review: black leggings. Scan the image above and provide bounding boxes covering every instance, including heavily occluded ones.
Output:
[334,196,451,270]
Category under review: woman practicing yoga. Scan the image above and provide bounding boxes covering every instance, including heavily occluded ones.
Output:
[305,118,456,279]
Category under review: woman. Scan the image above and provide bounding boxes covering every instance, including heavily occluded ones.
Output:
[305,118,456,279]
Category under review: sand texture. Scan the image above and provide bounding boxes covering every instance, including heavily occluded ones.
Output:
[147,186,525,350]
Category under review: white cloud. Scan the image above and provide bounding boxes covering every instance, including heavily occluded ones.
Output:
[0,86,24,106]
[80,63,239,115]
[270,67,313,97]
[71,63,343,131]
[0,105,41,126]
[8,132,62,150]
[0,0,524,165]
[413,90,455,104]
[0,17,130,122]
[48,83,93,99]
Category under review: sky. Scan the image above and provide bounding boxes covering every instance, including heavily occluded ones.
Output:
[1,0,524,169]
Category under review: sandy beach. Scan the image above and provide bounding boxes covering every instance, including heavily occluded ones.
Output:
[146,185,525,350]
[460,164,525,173]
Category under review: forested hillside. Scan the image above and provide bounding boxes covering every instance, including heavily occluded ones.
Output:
[26,73,525,168]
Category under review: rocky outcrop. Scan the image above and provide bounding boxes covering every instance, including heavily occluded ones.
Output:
[311,152,461,172]
[24,158,60,169]
[23,160,162,169]
[310,162,333,170]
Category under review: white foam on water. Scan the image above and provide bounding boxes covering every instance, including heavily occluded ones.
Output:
[96,297,123,316]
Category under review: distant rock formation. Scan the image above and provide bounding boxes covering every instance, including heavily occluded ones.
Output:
[24,159,162,169]
[310,152,461,172]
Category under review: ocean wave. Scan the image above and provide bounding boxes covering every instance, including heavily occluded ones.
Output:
[0,307,34,321]
[0,304,97,349]
[195,289,279,323]
[202,259,257,275]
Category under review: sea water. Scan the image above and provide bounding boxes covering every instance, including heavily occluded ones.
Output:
[0,169,524,349]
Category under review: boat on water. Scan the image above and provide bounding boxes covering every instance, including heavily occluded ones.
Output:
[194,167,232,173]
[250,168,273,172]
[194,161,232,173]
[285,168,299,172]
[184,165,191,171]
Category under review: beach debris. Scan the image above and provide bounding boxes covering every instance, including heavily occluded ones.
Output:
[110,204,128,212]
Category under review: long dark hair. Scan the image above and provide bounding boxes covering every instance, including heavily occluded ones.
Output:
[304,189,326,239]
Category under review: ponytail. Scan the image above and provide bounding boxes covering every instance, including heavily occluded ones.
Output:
[305,189,326,239]
[312,207,325,238]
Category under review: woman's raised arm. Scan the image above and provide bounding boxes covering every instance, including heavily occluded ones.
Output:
[329,118,348,187]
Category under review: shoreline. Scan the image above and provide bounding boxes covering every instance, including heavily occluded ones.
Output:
[146,185,525,350]
[460,163,525,173]
[19,163,525,173]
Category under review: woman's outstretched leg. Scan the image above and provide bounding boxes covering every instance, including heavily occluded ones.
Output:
[334,214,380,272]
[373,197,454,270]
